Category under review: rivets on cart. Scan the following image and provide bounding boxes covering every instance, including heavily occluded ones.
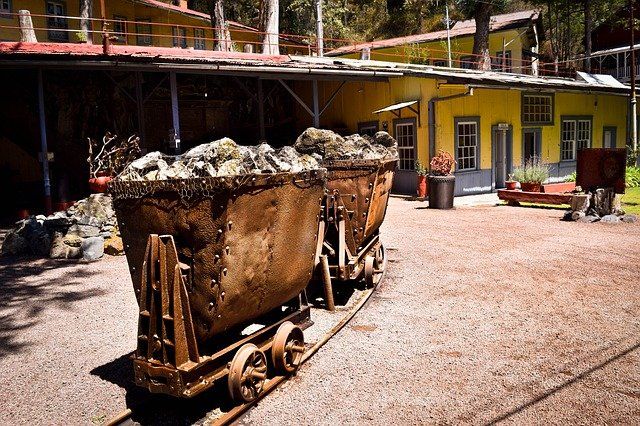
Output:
[351,194,356,201]
[211,278,217,286]
[225,246,230,254]
[369,182,374,188]
[365,197,370,203]
[222,268,228,276]
[220,291,225,300]
[217,228,223,235]
[214,254,220,262]
[227,221,233,230]
[209,302,215,310]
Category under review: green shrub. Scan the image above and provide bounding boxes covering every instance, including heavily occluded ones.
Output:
[512,157,550,184]
[627,166,640,188]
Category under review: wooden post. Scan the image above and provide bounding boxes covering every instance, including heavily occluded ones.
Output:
[18,10,37,43]
[257,79,266,142]
[135,72,147,146]
[169,71,181,155]
[37,69,52,215]
[312,80,320,128]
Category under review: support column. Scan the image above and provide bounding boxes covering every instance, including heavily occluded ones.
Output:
[257,79,266,142]
[312,80,320,128]
[135,72,147,146]
[37,69,52,215]
[169,71,181,155]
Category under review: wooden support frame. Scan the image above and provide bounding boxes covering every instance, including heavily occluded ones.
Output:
[278,79,346,128]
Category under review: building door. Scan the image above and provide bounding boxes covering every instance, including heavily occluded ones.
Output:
[603,127,616,148]
[392,118,417,194]
[492,126,511,189]
[522,128,541,163]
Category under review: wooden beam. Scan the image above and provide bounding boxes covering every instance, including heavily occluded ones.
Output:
[278,79,314,117]
[319,81,345,116]
[497,189,572,205]
[257,79,266,142]
[135,72,147,145]
[169,71,181,154]
[37,69,52,214]
[312,80,320,127]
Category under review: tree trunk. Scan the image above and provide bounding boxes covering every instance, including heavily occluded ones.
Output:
[261,0,279,55]
[472,2,493,70]
[80,0,93,44]
[211,0,232,51]
[584,0,592,71]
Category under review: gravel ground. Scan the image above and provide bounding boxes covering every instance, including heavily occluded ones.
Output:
[1,199,639,425]
[243,198,640,425]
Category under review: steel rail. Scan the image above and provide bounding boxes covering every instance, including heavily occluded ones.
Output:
[105,269,386,426]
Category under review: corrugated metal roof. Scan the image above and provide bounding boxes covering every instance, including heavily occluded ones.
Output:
[0,42,629,95]
[326,10,540,57]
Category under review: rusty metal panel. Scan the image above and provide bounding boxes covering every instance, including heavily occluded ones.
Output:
[576,148,627,194]
[111,171,325,345]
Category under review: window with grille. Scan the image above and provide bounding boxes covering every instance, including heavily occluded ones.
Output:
[433,60,447,67]
[456,119,478,171]
[522,93,553,125]
[460,56,475,69]
[112,16,127,43]
[492,50,512,72]
[0,0,11,18]
[394,120,416,171]
[561,118,592,161]
[194,28,206,50]
[136,19,152,46]
[172,26,187,48]
[47,1,68,41]
[358,121,379,137]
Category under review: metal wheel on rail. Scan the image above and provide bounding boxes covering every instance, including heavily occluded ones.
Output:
[364,243,387,289]
[228,343,268,403]
[271,321,305,375]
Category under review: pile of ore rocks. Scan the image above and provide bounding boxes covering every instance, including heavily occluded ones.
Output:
[119,137,322,181]
[294,128,397,161]
[564,188,637,223]
[1,194,123,260]
[118,129,398,181]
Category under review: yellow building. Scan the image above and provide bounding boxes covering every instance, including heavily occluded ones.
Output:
[327,10,542,76]
[0,0,304,53]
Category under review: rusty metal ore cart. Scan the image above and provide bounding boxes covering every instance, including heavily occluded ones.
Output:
[109,170,325,401]
[317,158,396,307]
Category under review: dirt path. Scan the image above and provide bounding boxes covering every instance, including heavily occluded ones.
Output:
[0,199,639,424]
[243,199,640,424]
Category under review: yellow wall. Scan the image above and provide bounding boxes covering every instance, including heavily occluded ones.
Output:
[302,77,628,175]
[337,29,532,74]
[0,0,303,53]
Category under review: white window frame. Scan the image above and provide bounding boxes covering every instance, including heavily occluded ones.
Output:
[394,118,416,171]
[194,28,206,50]
[561,116,592,161]
[455,117,480,172]
[522,93,554,125]
[492,50,512,72]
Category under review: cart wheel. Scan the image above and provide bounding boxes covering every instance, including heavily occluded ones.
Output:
[228,344,267,403]
[364,255,375,288]
[271,321,305,375]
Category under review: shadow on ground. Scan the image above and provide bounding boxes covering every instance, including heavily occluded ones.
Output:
[0,257,107,358]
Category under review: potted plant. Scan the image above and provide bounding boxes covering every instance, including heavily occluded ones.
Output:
[512,157,550,193]
[505,173,518,190]
[428,150,456,209]
[88,133,141,193]
[415,160,428,198]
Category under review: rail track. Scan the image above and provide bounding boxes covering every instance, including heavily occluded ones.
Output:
[105,282,380,426]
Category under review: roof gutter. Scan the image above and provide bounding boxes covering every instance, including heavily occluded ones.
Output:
[428,87,474,161]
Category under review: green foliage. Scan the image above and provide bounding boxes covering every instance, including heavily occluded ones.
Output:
[415,159,428,176]
[627,166,640,188]
[512,157,550,184]
[622,186,640,215]
[566,171,577,183]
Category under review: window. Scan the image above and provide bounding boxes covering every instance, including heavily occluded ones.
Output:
[136,19,152,46]
[358,121,379,137]
[194,28,205,50]
[433,60,447,67]
[522,93,553,125]
[459,56,475,69]
[112,15,127,43]
[455,118,479,171]
[561,117,592,161]
[394,119,416,171]
[172,26,187,48]
[0,0,11,18]
[47,1,68,41]
[492,50,512,72]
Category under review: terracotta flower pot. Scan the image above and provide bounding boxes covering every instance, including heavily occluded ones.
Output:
[89,176,112,193]
[417,175,428,198]
[505,181,518,190]
[520,182,541,193]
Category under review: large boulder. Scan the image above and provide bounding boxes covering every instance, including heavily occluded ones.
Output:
[67,224,100,238]
[104,234,124,256]
[294,128,345,156]
[82,236,104,261]
[1,231,28,256]
[49,232,82,259]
